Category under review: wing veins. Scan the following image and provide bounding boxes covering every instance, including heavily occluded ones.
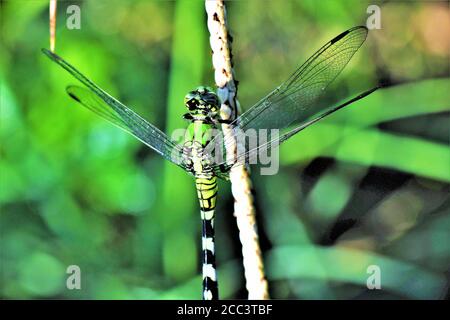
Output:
[42,49,186,168]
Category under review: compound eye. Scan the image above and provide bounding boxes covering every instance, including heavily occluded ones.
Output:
[206,94,219,107]
[187,99,197,110]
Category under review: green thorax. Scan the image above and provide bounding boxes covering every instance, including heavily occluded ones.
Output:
[182,86,220,178]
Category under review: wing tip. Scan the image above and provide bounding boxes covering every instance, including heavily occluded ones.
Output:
[41,47,61,61]
[65,86,82,103]
[331,25,368,44]
[352,25,369,31]
[353,25,369,38]
[41,48,52,59]
[355,25,369,38]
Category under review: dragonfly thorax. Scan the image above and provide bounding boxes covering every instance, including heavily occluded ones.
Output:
[183,86,220,121]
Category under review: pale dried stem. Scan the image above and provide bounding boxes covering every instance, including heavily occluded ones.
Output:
[49,0,57,52]
[205,0,269,300]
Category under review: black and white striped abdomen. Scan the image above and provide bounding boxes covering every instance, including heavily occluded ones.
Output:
[196,177,218,300]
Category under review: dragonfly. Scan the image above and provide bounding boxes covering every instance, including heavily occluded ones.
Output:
[43,26,378,300]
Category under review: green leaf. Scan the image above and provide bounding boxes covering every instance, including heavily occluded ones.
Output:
[267,245,447,299]
[281,79,450,182]
[332,78,450,127]
[282,127,450,182]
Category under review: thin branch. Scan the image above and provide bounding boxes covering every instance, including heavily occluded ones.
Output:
[49,0,57,52]
[205,0,269,300]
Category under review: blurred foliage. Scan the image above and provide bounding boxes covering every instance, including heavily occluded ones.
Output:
[0,0,449,299]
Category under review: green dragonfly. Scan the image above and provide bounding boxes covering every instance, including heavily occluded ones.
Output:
[43,26,377,300]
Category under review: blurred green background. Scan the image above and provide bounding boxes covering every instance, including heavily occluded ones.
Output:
[1,0,449,299]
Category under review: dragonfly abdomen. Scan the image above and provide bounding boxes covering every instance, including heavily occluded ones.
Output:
[196,177,219,300]
[184,108,221,299]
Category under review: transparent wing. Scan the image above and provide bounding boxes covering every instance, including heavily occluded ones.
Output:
[235,26,368,132]
[42,49,186,169]
[206,26,369,171]
[214,86,379,178]
[66,86,130,130]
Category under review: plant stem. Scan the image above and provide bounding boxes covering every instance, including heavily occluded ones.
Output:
[205,0,269,300]
[49,0,57,52]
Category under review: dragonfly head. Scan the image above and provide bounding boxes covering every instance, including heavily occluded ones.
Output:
[184,86,220,118]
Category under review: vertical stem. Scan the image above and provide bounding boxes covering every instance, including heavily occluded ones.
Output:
[205,0,269,299]
[49,0,57,52]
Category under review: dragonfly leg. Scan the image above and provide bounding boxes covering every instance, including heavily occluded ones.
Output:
[217,118,233,124]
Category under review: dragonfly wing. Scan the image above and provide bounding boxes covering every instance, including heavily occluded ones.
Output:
[214,86,380,173]
[236,26,368,133]
[66,86,130,130]
[207,26,370,171]
[42,49,186,169]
